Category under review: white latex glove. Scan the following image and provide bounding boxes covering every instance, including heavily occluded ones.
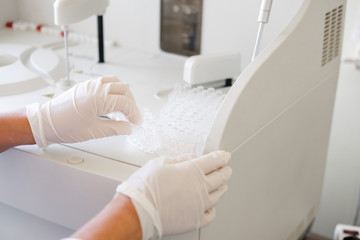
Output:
[26,76,142,148]
[116,150,232,240]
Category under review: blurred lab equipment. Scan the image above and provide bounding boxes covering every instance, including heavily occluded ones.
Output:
[183,52,241,86]
[334,224,360,240]
[54,0,109,88]
[161,0,203,56]
[54,0,109,27]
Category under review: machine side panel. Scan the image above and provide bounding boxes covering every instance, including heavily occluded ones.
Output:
[201,0,346,239]
[201,72,339,239]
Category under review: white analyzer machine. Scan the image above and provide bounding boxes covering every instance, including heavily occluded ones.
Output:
[0,0,346,239]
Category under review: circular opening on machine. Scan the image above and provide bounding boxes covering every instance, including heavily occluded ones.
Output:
[67,156,85,165]
[0,53,17,67]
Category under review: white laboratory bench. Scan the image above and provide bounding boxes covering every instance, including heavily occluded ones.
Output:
[0,28,198,239]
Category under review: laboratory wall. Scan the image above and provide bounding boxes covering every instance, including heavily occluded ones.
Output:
[0,0,17,25]
[341,0,360,56]
[201,0,303,67]
[11,0,303,69]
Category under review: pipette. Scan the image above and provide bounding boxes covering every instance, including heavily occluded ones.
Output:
[63,25,71,85]
[56,25,75,90]
[252,0,273,61]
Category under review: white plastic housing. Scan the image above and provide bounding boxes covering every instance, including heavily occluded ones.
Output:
[54,0,109,25]
[0,44,48,96]
[202,0,346,239]
[183,52,241,85]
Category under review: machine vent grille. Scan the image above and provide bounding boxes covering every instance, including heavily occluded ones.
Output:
[321,5,344,67]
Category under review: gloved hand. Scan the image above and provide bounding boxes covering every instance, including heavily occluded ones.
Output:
[116,150,232,240]
[26,76,142,148]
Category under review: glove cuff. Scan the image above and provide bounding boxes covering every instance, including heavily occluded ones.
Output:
[26,103,49,148]
[116,181,162,240]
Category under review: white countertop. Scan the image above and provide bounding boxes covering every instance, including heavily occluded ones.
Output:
[0,28,188,169]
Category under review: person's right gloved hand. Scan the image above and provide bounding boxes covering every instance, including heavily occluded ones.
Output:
[26,76,142,148]
[116,150,232,240]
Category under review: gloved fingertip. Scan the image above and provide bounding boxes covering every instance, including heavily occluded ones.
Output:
[206,184,228,210]
[201,208,216,227]
[166,153,196,164]
[216,184,228,194]
[129,112,143,126]
[212,150,231,163]
[224,151,231,161]
[194,150,231,174]
[223,166,233,179]
[100,75,120,83]
[108,82,128,95]
[205,166,232,194]
[123,126,132,135]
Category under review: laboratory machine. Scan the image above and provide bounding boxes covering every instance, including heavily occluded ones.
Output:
[0,0,346,239]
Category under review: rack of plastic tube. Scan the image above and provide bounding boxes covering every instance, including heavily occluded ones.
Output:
[107,84,226,157]
[127,84,226,157]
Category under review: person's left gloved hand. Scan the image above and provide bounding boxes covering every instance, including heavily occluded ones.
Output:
[26,76,142,148]
[116,150,232,240]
